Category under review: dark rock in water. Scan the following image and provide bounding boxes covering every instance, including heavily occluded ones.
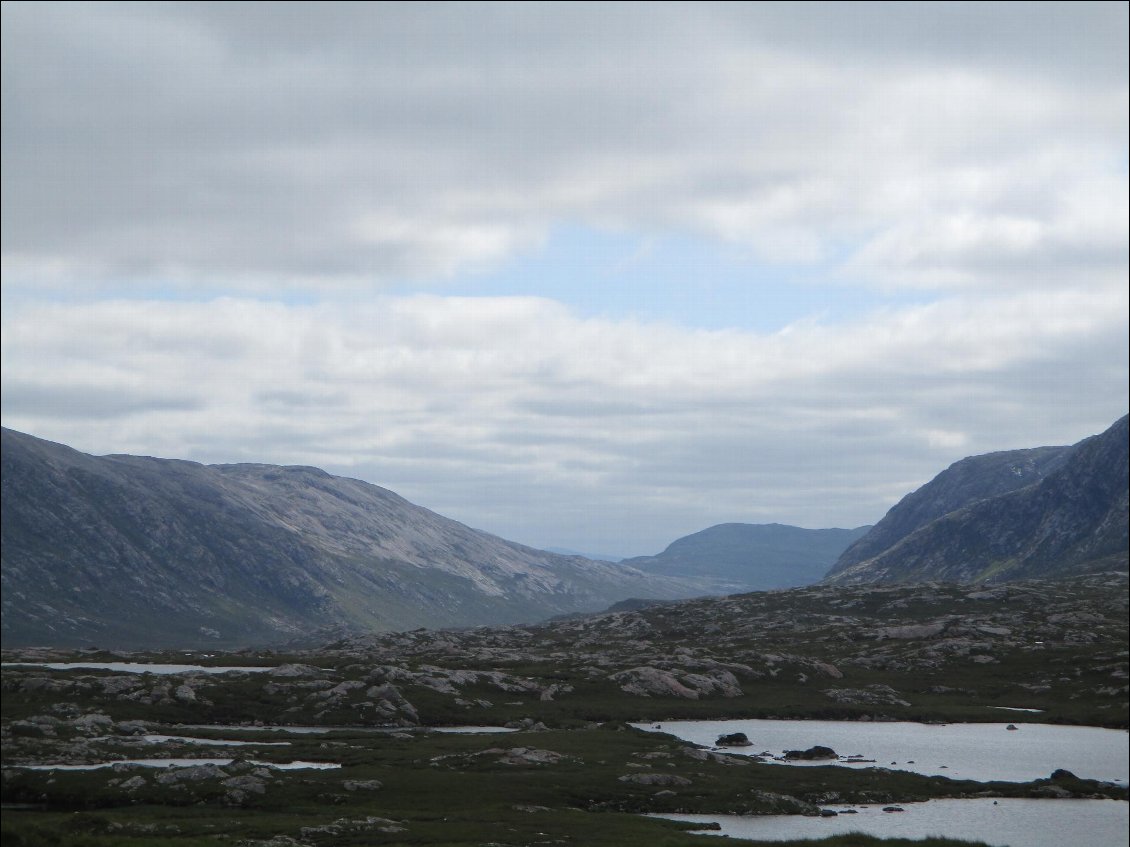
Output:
[819,809,838,817]
[882,806,905,813]
[839,809,859,814]
[716,732,752,747]
[1006,724,1018,730]
[783,745,837,760]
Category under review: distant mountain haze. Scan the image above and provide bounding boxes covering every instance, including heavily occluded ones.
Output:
[0,428,699,649]
[621,522,871,592]
[825,415,1129,585]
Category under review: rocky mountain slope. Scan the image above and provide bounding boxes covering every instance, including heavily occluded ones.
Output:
[826,415,1129,584]
[0,428,693,649]
[622,522,869,592]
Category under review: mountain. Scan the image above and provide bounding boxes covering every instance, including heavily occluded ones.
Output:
[544,547,622,562]
[825,415,1129,584]
[0,428,694,650]
[832,446,1071,573]
[621,522,871,592]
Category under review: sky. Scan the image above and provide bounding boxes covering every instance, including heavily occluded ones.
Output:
[2,1,1127,558]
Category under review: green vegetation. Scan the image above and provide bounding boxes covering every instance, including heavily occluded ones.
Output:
[3,574,1126,844]
[1,723,1086,845]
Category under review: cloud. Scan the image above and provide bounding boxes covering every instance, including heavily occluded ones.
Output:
[1,3,1126,555]
[2,2,1125,293]
[3,289,1125,554]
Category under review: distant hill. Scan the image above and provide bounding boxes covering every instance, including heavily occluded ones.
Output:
[621,523,871,592]
[825,415,1129,585]
[0,428,694,649]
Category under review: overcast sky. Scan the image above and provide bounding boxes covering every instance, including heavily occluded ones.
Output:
[2,2,1127,557]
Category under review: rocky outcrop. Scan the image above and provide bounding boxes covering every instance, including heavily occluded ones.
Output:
[610,667,743,699]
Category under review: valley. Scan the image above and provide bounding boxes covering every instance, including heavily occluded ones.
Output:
[2,418,1128,844]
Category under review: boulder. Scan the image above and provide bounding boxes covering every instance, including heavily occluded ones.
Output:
[496,747,564,765]
[610,667,699,699]
[783,745,837,760]
[716,732,752,747]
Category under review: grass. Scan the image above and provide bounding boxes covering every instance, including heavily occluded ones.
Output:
[3,574,1125,845]
[1,724,1122,845]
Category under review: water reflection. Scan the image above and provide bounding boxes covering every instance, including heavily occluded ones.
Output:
[653,798,1129,847]
[2,662,274,674]
[633,719,1128,785]
[18,758,339,770]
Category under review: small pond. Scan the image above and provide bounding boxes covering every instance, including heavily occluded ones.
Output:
[173,723,517,735]
[653,798,1128,847]
[1,662,275,675]
[18,758,339,771]
[140,734,291,747]
[633,719,1128,784]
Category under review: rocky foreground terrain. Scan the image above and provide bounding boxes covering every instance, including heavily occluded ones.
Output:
[3,574,1126,846]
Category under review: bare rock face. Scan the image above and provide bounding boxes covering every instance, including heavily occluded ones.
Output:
[496,747,566,766]
[611,667,699,699]
[609,666,744,699]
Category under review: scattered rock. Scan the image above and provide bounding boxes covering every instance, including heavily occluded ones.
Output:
[716,732,751,747]
[155,763,228,785]
[504,717,549,731]
[783,745,837,760]
[496,747,565,765]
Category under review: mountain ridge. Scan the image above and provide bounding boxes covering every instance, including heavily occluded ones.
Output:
[0,427,696,649]
[623,522,870,592]
[825,415,1129,584]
